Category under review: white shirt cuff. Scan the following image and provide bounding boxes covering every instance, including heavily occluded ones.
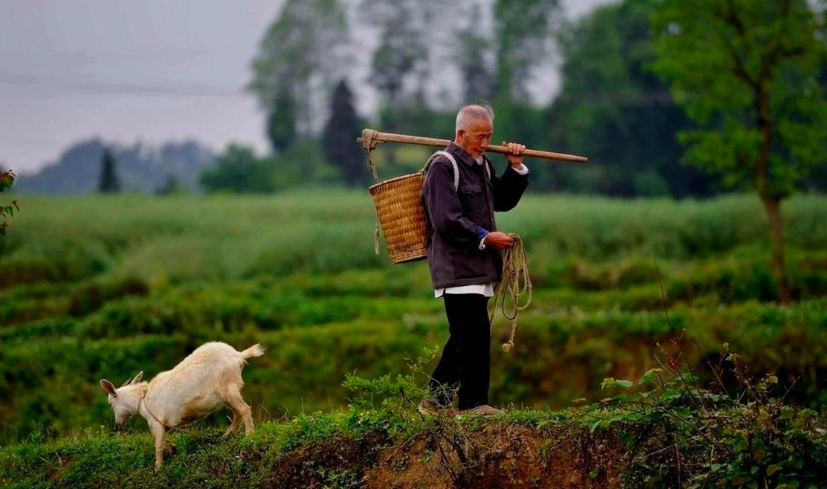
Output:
[512,164,529,175]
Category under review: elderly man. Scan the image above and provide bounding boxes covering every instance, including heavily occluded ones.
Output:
[420,103,529,416]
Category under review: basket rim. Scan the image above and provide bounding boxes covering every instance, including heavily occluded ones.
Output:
[368,170,425,194]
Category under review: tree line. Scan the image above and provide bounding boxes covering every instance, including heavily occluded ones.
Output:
[199,0,826,200]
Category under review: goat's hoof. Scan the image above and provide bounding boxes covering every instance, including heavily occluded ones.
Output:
[165,443,177,455]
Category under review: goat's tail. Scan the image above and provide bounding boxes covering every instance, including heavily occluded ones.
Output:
[240,343,265,360]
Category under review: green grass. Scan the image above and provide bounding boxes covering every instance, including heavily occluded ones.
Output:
[2,398,825,489]
[1,191,826,445]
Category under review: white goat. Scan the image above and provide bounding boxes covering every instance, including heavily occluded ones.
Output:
[100,341,264,469]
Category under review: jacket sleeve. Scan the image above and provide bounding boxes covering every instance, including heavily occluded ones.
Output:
[423,158,481,247]
[490,163,529,212]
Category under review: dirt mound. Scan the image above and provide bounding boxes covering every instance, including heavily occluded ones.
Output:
[261,433,384,488]
[260,423,628,488]
[366,424,626,489]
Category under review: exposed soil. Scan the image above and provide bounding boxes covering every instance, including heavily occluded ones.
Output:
[261,422,629,489]
[366,423,627,489]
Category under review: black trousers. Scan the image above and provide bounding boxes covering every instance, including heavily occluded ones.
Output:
[428,294,491,410]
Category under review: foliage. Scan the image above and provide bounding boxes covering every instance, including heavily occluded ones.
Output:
[97,148,121,194]
[492,0,562,99]
[651,0,827,198]
[0,193,826,443]
[249,0,350,142]
[0,169,18,238]
[155,174,187,196]
[200,144,272,193]
[199,143,339,194]
[3,350,826,488]
[456,4,493,103]
[651,0,827,300]
[265,89,297,153]
[599,341,827,488]
[543,0,716,197]
[322,80,368,186]
[365,0,421,109]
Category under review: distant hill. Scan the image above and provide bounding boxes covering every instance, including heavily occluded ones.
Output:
[15,138,216,194]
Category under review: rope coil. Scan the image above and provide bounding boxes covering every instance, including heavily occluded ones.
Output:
[490,234,532,352]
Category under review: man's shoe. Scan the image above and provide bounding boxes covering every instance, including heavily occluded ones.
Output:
[418,399,457,416]
[458,404,505,416]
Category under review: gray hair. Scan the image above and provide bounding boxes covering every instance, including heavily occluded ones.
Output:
[455,103,495,132]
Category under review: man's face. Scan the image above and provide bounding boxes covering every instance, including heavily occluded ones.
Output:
[456,117,493,158]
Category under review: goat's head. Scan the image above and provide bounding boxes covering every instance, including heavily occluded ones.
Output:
[99,372,145,427]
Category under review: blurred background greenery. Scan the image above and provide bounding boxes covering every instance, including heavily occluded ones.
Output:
[1,0,826,446]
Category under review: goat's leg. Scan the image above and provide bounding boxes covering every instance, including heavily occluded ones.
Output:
[222,390,254,434]
[224,410,242,437]
[152,425,167,470]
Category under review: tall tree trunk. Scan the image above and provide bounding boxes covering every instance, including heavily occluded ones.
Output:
[760,195,792,303]
[754,76,792,303]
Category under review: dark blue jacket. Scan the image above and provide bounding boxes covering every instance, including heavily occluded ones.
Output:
[421,142,529,288]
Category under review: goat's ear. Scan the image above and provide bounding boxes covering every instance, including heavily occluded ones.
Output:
[131,371,144,385]
[100,379,117,397]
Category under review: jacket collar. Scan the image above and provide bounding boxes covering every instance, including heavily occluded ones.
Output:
[447,142,483,168]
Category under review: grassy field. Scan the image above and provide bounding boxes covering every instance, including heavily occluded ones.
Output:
[0,190,826,485]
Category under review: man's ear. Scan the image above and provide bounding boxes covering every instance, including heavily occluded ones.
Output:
[100,379,117,397]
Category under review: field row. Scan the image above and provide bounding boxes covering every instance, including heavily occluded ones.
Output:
[2,298,826,442]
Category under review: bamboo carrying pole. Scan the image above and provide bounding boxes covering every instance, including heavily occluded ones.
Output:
[357,128,588,163]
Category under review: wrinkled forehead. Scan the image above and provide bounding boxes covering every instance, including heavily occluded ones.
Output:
[462,117,493,134]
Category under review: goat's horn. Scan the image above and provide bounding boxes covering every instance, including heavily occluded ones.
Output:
[121,377,132,387]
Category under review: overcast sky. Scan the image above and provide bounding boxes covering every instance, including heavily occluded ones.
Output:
[0,0,614,174]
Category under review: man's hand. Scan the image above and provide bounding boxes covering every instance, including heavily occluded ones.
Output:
[484,231,515,250]
[502,141,526,168]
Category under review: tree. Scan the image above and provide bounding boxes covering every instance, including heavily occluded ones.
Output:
[367,1,419,112]
[156,173,186,196]
[266,88,297,153]
[0,169,18,238]
[322,80,367,186]
[362,0,457,143]
[199,142,337,194]
[456,4,494,103]
[98,148,121,193]
[541,0,716,197]
[652,0,827,302]
[492,0,562,101]
[249,0,351,145]
[200,144,273,194]
[488,0,563,158]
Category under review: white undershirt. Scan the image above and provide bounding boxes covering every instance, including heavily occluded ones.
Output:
[435,283,495,298]
[434,158,528,298]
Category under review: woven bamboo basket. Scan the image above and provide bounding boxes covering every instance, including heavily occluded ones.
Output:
[369,170,428,264]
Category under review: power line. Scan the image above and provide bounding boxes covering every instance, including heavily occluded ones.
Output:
[0,74,248,98]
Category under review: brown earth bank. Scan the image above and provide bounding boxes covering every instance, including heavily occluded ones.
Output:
[262,423,628,489]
